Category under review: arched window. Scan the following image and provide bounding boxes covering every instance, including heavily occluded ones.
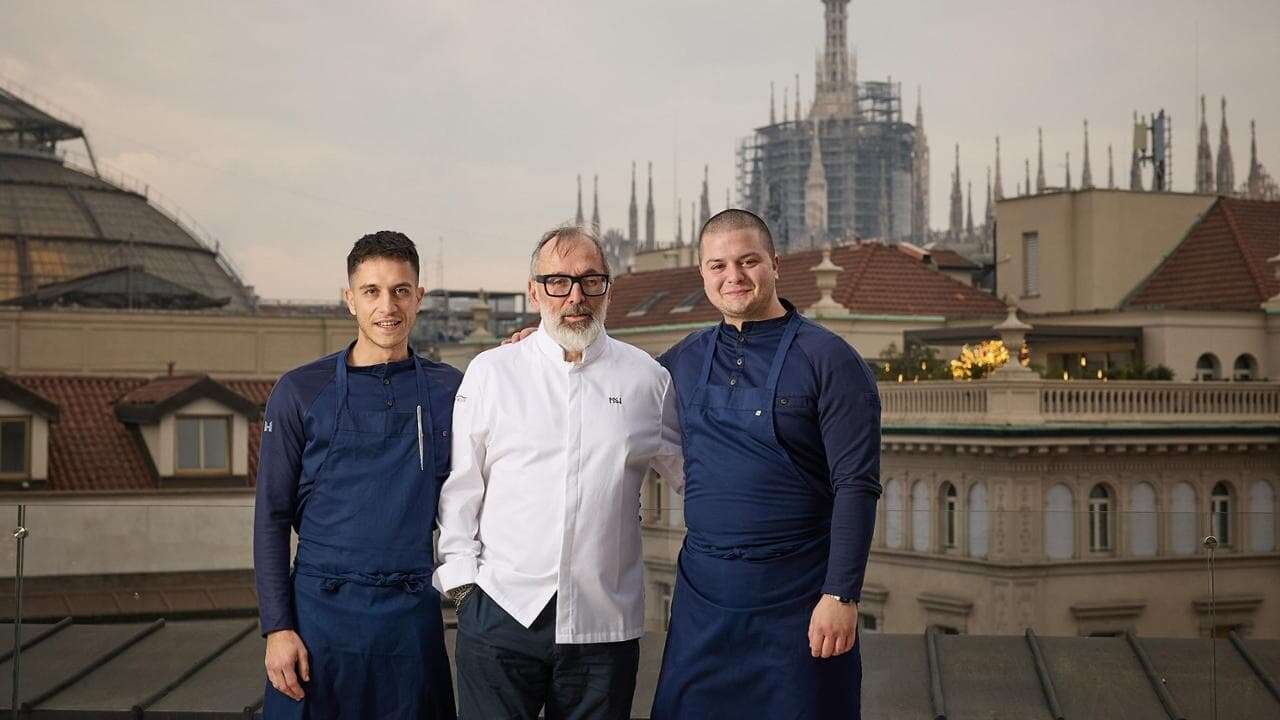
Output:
[885,479,904,549]
[1088,485,1113,552]
[940,483,958,549]
[1195,353,1221,381]
[1250,480,1276,552]
[911,481,931,551]
[1233,354,1258,381]
[1045,483,1074,560]
[1211,482,1233,547]
[968,483,989,559]
[1170,482,1197,555]
[1129,482,1157,556]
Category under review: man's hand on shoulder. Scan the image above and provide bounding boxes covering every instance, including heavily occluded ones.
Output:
[808,595,858,658]
[501,327,537,346]
[265,629,310,701]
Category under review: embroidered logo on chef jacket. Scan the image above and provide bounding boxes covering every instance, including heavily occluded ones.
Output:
[609,396,623,405]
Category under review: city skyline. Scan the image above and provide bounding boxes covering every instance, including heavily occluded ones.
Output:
[3,0,1278,299]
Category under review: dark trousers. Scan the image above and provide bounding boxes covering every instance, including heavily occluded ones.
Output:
[454,589,640,720]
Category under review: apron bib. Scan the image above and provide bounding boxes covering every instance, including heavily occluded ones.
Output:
[652,316,861,720]
[264,348,456,720]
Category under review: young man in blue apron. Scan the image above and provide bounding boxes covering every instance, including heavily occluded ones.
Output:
[254,231,459,719]
[651,209,881,719]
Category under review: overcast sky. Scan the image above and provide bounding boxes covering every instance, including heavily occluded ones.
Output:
[4,1,1278,300]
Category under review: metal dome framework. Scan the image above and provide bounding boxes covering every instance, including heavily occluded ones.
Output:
[0,84,255,311]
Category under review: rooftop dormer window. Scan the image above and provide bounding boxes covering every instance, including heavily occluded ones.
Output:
[115,375,259,486]
[0,416,30,477]
[0,375,59,487]
[175,415,231,474]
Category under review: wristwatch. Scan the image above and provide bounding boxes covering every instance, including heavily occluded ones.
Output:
[824,593,855,605]
[450,583,477,611]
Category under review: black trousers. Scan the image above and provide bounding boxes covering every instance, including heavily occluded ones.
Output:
[454,589,640,720]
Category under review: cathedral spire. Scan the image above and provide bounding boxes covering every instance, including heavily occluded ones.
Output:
[676,200,683,247]
[949,144,963,238]
[699,165,711,227]
[770,82,777,125]
[1081,120,1094,189]
[783,87,790,123]
[805,119,829,241]
[1024,158,1031,197]
[993,136,1004,201]
[911,86,930,244]
[628,162,639,243]
[1065,151,1072,190]
[985,166,993,225]
[795,73,802,122]
[1247,119,1263,197]
[1108,144,1115,189]
[812,0,857,120]
[965,180,974,238]
[1036,127,1046,193]
[690,201,697,248]
[1196,95,1214,193]
[1217,96,1236,195]
[591,175,601,237]
[575,174,584,226]
[645,162,655,250]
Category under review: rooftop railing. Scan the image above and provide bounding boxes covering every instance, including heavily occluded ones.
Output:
[879,379,1280,427]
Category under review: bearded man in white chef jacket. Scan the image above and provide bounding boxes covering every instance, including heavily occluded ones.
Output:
[433,224,683,720]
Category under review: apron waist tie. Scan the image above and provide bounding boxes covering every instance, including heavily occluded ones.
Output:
[685,532,829,561]
[296,566,433,594]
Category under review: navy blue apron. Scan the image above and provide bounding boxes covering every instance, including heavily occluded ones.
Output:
[263,348,456,720]
[651,315,861,720]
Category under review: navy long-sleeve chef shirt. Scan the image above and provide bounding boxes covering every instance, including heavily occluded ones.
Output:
[252,350,462,635]
[659,300,882,601]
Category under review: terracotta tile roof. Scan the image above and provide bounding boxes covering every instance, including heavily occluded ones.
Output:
[115,375,205,405]
[5,375,272,494]
[1124,197,1280,311]
[606,242,1007,329]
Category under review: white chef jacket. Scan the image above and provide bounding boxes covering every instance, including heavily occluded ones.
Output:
[433,325,684,643]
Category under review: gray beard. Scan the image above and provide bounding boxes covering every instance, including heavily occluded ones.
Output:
[542,303,608,355]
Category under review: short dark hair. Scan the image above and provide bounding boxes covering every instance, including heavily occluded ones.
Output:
[347,230,420,278]
[698,209,776,259]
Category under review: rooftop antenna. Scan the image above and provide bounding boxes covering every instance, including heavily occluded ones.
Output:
[1135,110,1174,191]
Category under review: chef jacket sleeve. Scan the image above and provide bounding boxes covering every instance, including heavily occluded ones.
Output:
[432,360,490,594]
[253,374,305,635]
[816,348,882,602]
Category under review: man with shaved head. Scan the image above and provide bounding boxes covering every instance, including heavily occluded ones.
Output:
[434,225,683,720]
[650,209,881,719]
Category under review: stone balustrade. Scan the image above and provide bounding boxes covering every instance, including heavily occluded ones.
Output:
[879,379,1280,426]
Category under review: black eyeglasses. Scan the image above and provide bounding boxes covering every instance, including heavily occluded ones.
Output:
[533,273,611,297]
